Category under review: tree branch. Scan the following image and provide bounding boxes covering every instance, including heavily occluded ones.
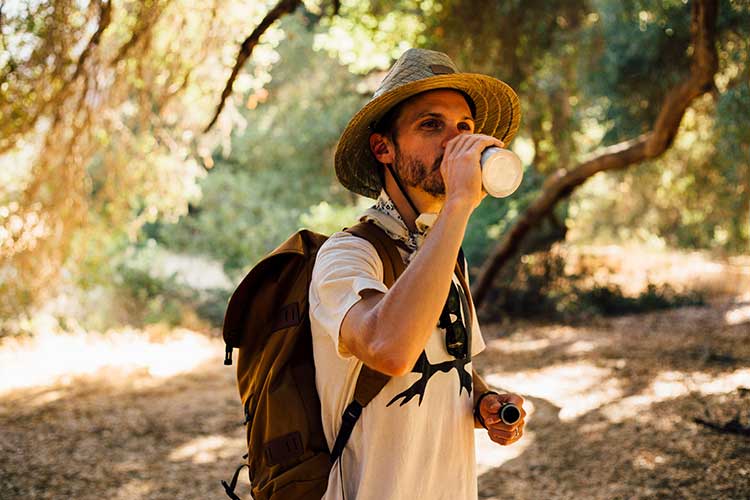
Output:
[0,0,112,156]
[472,0,719,308]
[203,0,302,133]
[70,0,112,83]
[111,0,167,66]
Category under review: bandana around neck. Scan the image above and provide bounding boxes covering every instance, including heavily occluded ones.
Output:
[359,190,438,257]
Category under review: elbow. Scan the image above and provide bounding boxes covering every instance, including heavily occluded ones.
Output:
[354,306,418,377]
[373,355,413,377]
[365,335,417,377]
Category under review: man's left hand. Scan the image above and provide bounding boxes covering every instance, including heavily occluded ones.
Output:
[478,392,526,446]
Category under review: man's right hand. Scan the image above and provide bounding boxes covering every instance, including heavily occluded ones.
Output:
[440,134,505,212]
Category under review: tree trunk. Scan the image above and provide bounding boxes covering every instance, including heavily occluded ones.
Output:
[472,0,719,308]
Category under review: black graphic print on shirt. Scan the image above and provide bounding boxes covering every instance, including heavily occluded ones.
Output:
[386,351,473,407]
[386,276,474,407]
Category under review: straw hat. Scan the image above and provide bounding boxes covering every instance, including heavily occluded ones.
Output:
[334,48,521,199]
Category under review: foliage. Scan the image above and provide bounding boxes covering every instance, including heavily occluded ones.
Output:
[300,199,373,235]
[585,0,695,143]
[566,0,750,253]
[464,163,547,266]
[115,262,189,326]
[0,0,284,316]
[2,0,748,324]
[153,12,367,277]
[313,0,433,73]
[480,248,706,323]
[112,241,231,327]
[569,43,749,252]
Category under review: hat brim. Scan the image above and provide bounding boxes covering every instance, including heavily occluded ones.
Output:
[334,73,521,199]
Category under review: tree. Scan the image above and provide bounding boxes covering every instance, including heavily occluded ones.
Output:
[471,0,730,306]
[0,0,292,315]
[2,0,747,321]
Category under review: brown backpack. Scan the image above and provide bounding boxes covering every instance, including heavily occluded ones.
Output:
[221,222,406,500]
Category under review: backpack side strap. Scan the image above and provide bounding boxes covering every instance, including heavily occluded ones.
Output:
[221,463,249,500]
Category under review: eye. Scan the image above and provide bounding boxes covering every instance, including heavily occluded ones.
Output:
[421,119,442,130]
[458,121,473,132]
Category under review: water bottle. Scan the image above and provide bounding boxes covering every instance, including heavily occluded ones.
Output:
[480,147,524,198]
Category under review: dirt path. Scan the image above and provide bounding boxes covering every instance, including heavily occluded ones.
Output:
[475,296,750,499]
[1,297,748,499]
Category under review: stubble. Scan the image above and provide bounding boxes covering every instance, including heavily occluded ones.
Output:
[394,147,445,197]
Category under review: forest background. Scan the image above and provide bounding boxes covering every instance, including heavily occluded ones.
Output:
[1,1,749,499]
[1,0,748,329]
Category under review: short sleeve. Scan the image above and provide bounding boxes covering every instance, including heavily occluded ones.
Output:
[309,232,389,358]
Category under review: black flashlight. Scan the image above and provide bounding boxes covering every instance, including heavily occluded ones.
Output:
[498,403,521,425]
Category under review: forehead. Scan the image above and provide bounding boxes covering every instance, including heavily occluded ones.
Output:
[397,89,473,123]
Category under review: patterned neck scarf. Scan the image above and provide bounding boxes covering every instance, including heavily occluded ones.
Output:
[359,190,438,259]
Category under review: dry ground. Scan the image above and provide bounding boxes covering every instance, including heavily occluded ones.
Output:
[1,254,749,499]
[474,295,750,500]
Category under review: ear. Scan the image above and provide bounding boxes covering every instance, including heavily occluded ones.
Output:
[369,133,395,164]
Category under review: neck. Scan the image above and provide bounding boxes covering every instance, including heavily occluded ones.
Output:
[383,167,442,232]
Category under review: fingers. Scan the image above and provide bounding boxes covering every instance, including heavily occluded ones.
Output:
[479,392,527,446]
[440,133,506,209]
[441,134,504,188]
[488,419,524,446]
[446,133,504,158]
[480,393,527,426]
[496,392,524,407]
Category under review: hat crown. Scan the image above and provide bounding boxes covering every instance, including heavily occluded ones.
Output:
[373,48,459,99]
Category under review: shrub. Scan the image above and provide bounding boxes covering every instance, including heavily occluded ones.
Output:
[481,248,705,323]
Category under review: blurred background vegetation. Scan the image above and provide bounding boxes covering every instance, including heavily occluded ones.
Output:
[1,0,748,335]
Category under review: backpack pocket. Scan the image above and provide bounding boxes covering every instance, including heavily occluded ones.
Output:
[253,452,330,500]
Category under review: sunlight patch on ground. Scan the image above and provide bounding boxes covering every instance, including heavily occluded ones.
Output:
[565,340,597,354]
[475,399,536,474]
[485,325,585,354]
[485,362,623,422]
[168,434,247,464]
[632,450,668,471]
[475,431,532,475]
[485,337,552,353]
[602,368,750,423]
[25,389,66,407]
[0,328,221,395]
[725,303,750,326]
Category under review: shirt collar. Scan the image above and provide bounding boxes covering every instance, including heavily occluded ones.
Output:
[359,190,438,255]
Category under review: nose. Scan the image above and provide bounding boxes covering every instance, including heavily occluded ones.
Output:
[441,123,471,148]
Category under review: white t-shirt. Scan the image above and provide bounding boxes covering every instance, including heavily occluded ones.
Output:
[309,231,485,500]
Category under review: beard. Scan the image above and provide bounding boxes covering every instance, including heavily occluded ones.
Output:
[394,147,445,197]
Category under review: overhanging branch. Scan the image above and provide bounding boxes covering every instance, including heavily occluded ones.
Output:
[472,0,719,308]
[203,0,302,133]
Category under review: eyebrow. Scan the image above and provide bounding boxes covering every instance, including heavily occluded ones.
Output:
[414,111,474,122]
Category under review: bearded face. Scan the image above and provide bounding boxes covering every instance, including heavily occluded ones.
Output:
[394,145,445,197]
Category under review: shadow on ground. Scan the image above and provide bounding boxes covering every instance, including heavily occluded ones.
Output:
[0,351,251,499]
[475,296,750,500]
[1,297,748,499]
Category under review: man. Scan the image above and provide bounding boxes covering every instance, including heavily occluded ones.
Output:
[309,48,527,500]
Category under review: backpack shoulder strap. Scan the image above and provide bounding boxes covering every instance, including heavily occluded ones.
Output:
[345,221,406,288]
[343,220,407,406]
[330,221,406,463]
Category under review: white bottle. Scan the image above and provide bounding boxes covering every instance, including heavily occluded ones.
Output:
[480,147,524,198]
